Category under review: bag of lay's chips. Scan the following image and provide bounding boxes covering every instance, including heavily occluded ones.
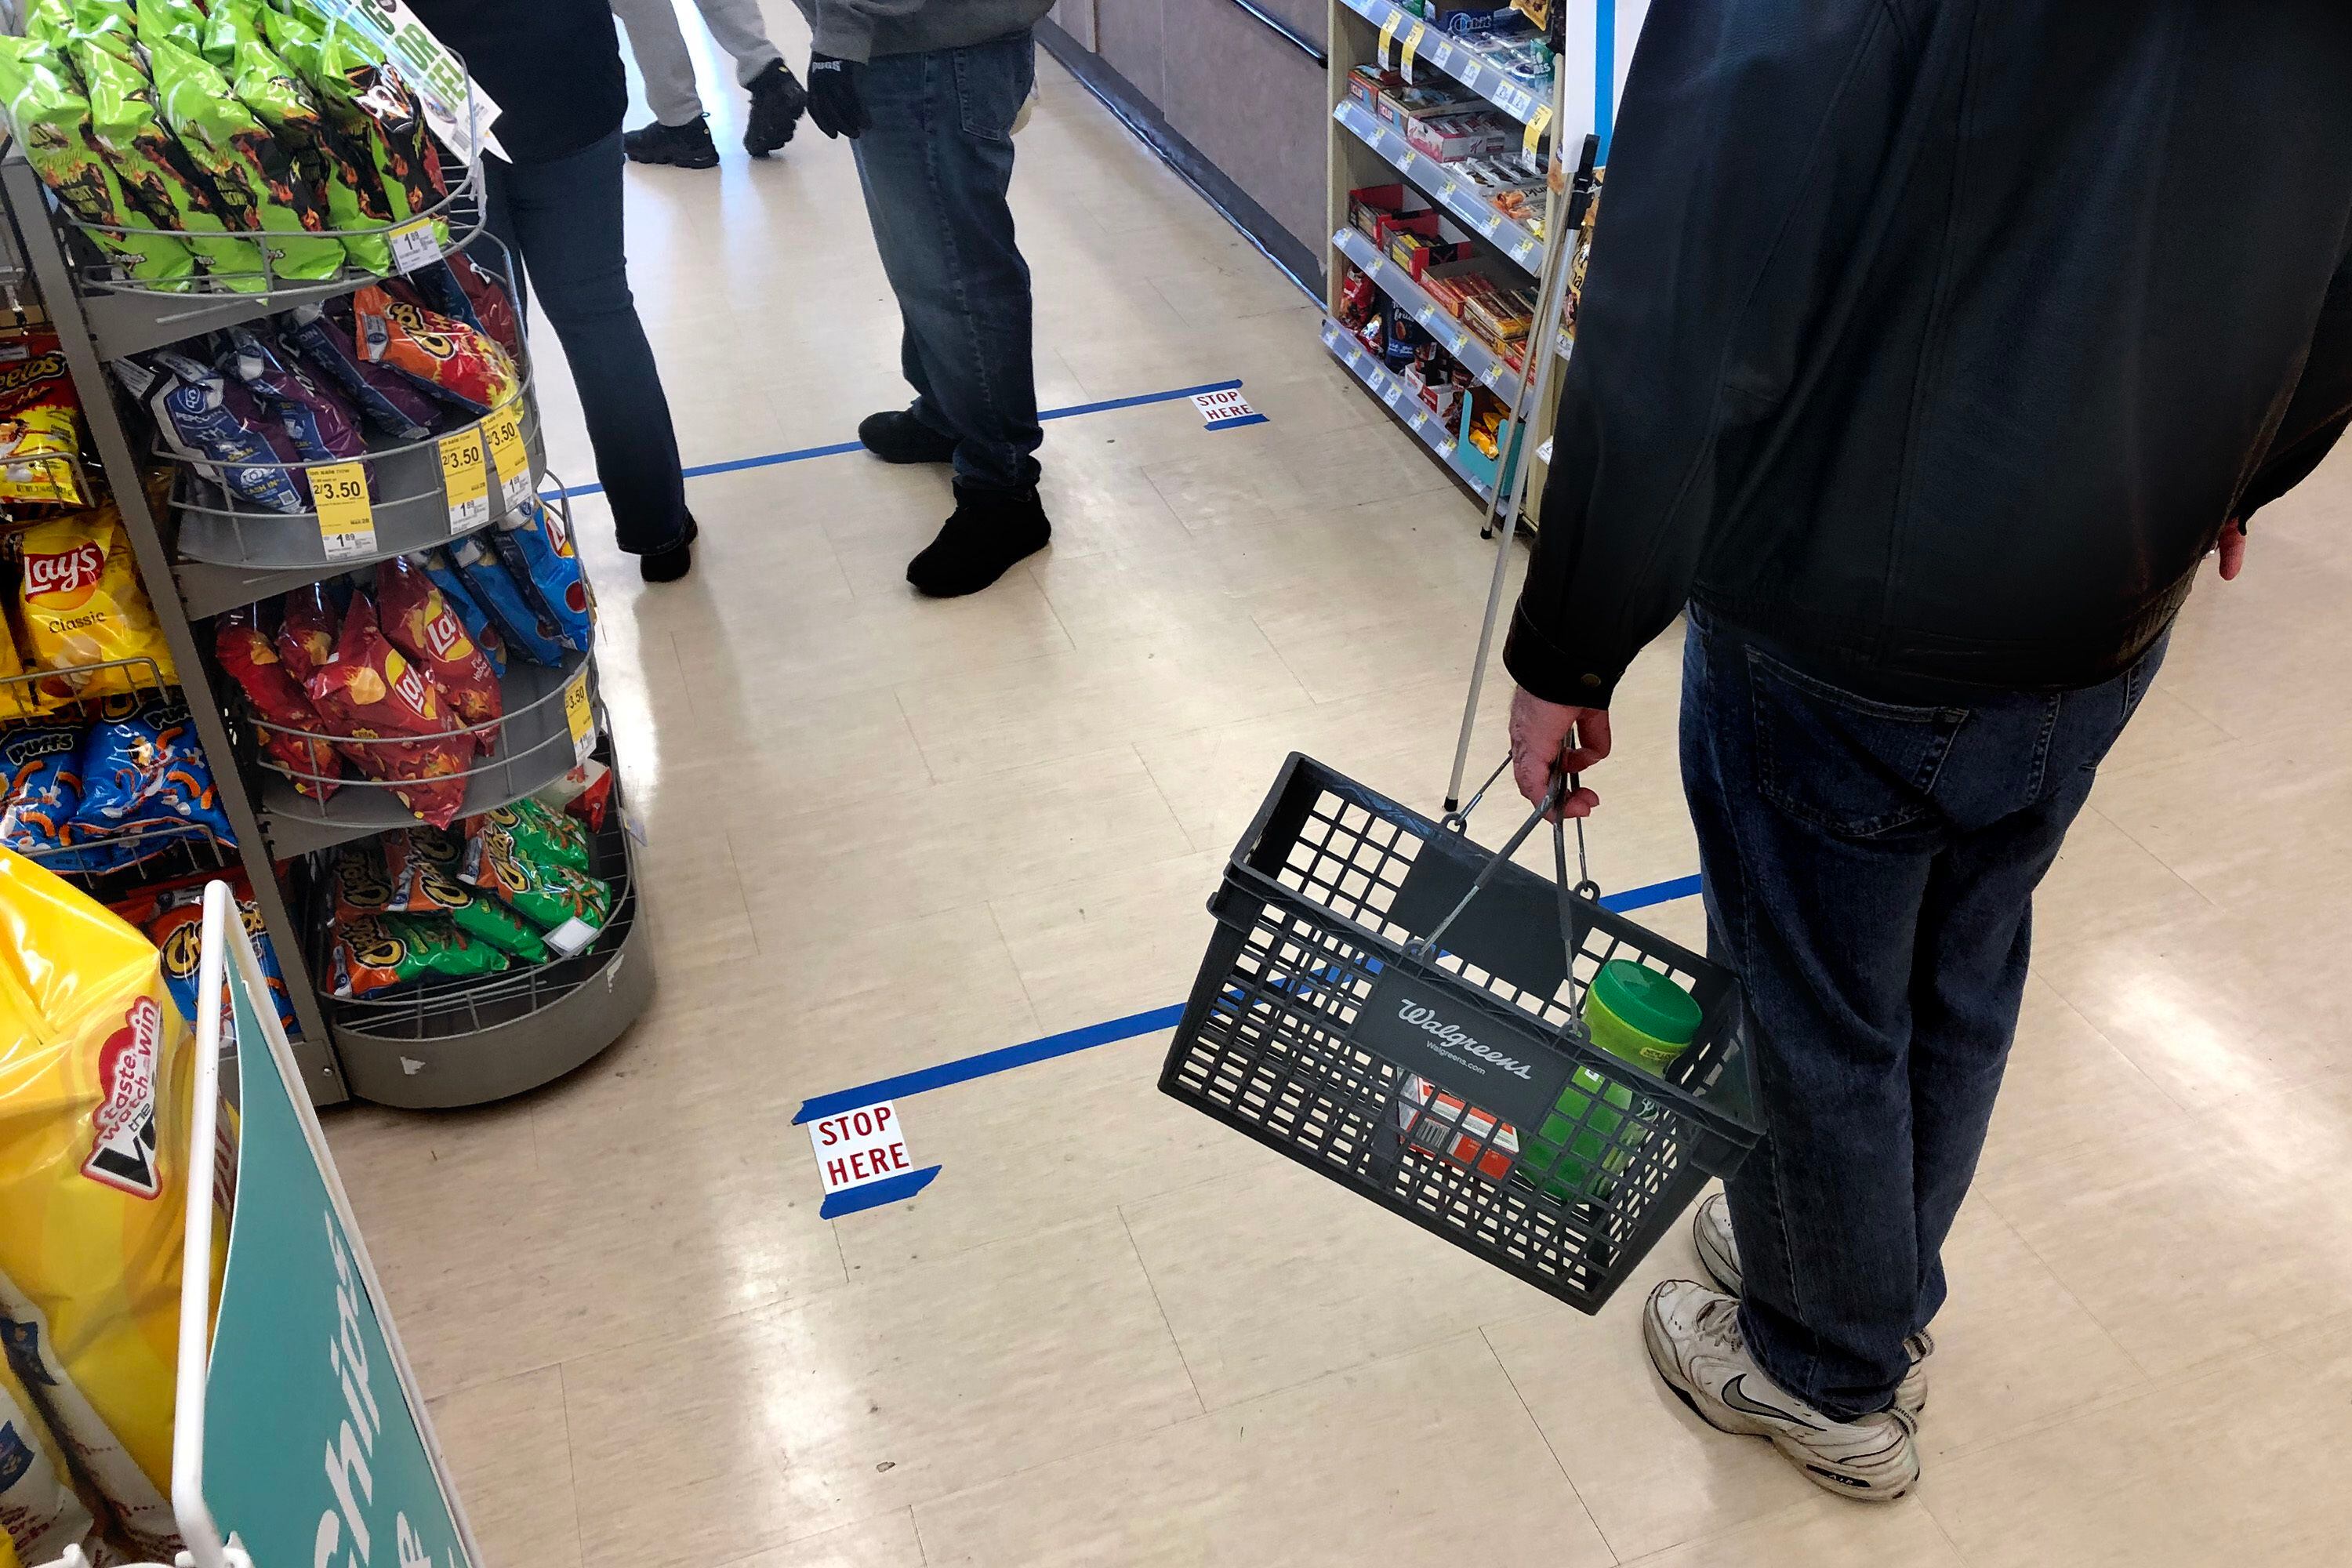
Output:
[491,499,593,655]
[15,509,179,706]
[0,1341,100,1568]
[0,847,223,1565]
[376,553,500,740]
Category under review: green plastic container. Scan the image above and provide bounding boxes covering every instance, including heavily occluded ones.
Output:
[1516,963,1705,1206]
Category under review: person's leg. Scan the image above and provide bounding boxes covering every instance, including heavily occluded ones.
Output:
[490,129,690,558]
[851,34,1043,492]
[609,0,706,125]
[687,0,781,84]
[902,324,954,440]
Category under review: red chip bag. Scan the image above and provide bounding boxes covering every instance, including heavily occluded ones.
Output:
[446,249,521,356]
[275,581,339,684]
[352,284,520,416]
[303,590,470,827]
[376,554,501,746]
[215,604,341,800]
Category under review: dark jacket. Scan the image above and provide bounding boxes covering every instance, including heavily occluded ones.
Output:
[404,0,627,165]
[1506,1,2352,708]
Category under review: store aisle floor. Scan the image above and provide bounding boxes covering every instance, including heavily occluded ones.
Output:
[324,15,2352,1568]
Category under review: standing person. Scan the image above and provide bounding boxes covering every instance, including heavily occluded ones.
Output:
[1504,1,2352,1501]
[797,0,1056,598]
[612,0,808,168]
[406,0,699,583]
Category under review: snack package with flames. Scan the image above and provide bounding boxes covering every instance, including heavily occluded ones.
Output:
[376,553,501,739]
[226,24,394,275]
[74,689,239,849]
[491,499,593,654]
[353,284,520,416]
[74,31,265,288]
[383,826,547,960]
[0,331,91,509]
[302,25,449,247]
[302,590,469,827]
[149,38,343,284]
[16,509,180,705]
[461,803,611,956]
[0,847,225,1564]
[0,36,197,289]
[279,301,436,441]
[328,910,506,999]
[135,0,205,58]
[214,604,340,798]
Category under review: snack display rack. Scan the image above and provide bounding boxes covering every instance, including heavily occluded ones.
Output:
[0,116,654,1109]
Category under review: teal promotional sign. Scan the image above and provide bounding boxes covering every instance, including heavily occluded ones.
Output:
[198,958,473,1568]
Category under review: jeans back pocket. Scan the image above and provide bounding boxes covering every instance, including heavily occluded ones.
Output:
[1744,647,1966,840]
[955,35,1035,144]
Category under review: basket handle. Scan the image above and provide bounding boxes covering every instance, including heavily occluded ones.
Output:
[1409,757,1599,964]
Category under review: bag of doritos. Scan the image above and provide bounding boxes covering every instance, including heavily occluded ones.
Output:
[491,499,593,654]
[0,36,195,289]
[303,590,469,827]
[215,604,341,799]
[376,553,500,740]
[0,848,221,1565]
[74,31,265,289]
[150,38,343,283]
[16,509,180,704]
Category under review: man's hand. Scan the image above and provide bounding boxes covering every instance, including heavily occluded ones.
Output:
[1509,686,1610,820]
[2216,517,2248,580]
[807,54,869,139]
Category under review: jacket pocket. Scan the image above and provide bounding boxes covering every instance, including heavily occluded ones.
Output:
[955,36,1033,144]
[1745,646,1965,840]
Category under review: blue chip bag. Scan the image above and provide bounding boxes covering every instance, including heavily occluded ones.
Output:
[222,325,368,463]
[75,691,239,848]
[447,533,566,666]
[280,301,438,442]
[412,550,506,677]
[489,499,593,653]
[0,720,126,874]
[148,347,307,514]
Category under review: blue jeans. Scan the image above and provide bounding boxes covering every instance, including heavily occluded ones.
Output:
[852,33,1042,492]
[1679,603,2167,1418]
[485,128,691,554]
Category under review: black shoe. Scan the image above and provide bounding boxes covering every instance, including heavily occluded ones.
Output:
[623,117,720,169]
[906,484,1049,597]
[744,59,808,156]
[858,409,959,465]
[640,514,699,583]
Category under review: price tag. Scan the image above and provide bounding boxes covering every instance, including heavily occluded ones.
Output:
[483,402,532,515]
[1408,407,1428,430]
[1437,437,1457,458]
[1366,251,1385,274]
[1440,173,1460,198]
[1382,379,1404,408]
[1449,332,1468,354]
[1523,102,1554,158]
[1513,237,1539,264]
[1377,10,1401,66]
[1482,361,1507,387]
[1429,40,1454,71]
[1399,20,1426,81]
[388,216,441,274]
[562,666,596,766]
[1479,210,1503,237]
[438,424,489,534]
[1415,306,1436,328]
[307,462,375,558]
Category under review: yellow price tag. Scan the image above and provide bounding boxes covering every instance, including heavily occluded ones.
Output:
[561,666,596,767]
[1523,101,1554,159]
[1399,20,1426,81]
[1377,10,1401,66]
[438,425,489,534]
[483,401,532,515]
[307,461,375,558]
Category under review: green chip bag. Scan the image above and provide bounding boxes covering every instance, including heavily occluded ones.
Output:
[201,0,264,67]
[329,911,508,998]
[135,0,205,59]
[305,24,450,249]
[0,36,195,289]
[471,796,593,874]
[23,0,81,51]
[74,38,269,289]
[229,36,390,274]
[149,38,343,283]
[385,829,550,962]
[461,815,614,956]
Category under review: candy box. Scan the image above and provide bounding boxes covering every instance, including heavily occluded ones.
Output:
[1402,111,1512,164]
[1395,1074,1520,1183]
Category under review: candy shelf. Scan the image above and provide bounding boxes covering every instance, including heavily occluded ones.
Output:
[1336,0,1555,125]
[1334,99,1545,274]
[319,773,652,1109]
[1320,317,1495,499]
[1332,224,1526,402]
[254,648,594,859]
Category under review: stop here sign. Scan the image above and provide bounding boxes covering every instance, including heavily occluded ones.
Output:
[807,1100,915,1196]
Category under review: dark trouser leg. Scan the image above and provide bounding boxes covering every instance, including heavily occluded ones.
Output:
[851,34,1042,492]
[902,322,955,441]
[485,129,689,554]
[1679,604,2165,1418]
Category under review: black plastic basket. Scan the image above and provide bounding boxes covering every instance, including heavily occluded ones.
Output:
[1160,753,1762,1313]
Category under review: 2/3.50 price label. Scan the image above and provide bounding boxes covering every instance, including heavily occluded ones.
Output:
[483,403,533,516]
[308,462,375,558]
[438,425,489,534]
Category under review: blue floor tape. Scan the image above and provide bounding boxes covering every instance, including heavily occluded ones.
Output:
[820,1164,943,1218]
[554,377,1247,500]
[789,870,1704,1125]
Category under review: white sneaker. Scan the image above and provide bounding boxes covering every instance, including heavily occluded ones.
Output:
[1644,1279,1921,1502]
[1693,1192,1933,1416]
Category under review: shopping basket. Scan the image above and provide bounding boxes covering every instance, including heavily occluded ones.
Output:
[1160,753,1761,1312]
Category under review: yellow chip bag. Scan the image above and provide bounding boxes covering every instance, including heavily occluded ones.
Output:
[15,508,177,705]
[0,1346,95,1568]
[0,612,35,725]
[0,332,90,511]
[0,848,207,1563]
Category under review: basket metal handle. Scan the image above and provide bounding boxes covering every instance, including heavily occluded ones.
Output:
[1410,755,1600,965]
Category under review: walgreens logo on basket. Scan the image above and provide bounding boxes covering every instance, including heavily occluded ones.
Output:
[1393,999,1535,1080]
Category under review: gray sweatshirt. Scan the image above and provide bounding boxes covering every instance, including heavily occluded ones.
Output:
[793,0,1055,64]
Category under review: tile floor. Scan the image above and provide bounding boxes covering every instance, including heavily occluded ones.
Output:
[328,11,2352,1566]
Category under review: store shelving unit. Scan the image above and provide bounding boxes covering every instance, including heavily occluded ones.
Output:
[1319,318,1491,497]
[1335,0,1553,122]
[1332,98,1545,270]
[0,135,654,1109]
